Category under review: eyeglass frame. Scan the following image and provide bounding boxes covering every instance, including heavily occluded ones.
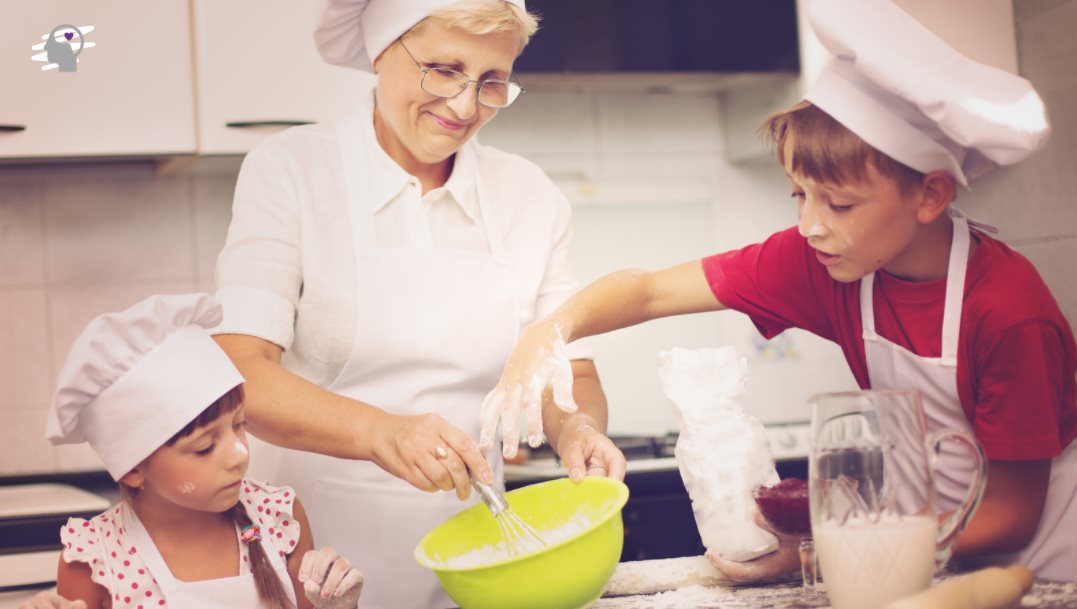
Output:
[395,36,525,109]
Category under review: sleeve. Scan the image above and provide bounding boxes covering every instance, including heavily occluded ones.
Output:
[701,227,838,341]
[971,318,1074,460]
[60,516,110,590]
[212,142,303,350]
[244,479,302,555]
[532,187,594,361]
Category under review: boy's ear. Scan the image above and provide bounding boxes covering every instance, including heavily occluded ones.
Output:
[916,171,956,224]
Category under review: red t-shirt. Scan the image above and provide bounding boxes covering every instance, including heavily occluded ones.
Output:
[702,226,1077,461]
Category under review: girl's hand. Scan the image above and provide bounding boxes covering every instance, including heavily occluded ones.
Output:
[480,321,577,459]
[299,547,364,609]
[369,412,493,500]
[19,591,87,609]
[555,419,627,482]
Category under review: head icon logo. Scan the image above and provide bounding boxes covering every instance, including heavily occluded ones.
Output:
[33,24,95,72]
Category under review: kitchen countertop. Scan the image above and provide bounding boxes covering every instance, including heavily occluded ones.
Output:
[590,577,1077,609]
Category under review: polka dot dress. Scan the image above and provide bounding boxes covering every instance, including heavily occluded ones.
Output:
[60,479,300,608]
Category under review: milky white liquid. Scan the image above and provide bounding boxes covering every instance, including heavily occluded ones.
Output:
[814,514,937,609]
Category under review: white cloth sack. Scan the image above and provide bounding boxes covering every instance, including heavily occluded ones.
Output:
[658,347,779,561]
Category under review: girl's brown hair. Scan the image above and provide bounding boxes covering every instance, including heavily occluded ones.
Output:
[760,101,926,194]
[126,386,295,609]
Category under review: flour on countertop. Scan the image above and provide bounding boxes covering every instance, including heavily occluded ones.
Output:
[603,556,730,597]
[658,347,780,562]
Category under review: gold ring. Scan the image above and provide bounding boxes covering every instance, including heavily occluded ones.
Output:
[435,446,449,459]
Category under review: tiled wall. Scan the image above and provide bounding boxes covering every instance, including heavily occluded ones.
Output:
[0,162,238,475]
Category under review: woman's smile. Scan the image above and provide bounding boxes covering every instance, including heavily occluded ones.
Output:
[427,111,468,131]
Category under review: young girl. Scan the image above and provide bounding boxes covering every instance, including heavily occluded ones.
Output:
[22,293,364,609]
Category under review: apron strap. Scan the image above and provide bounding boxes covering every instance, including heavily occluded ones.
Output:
[123,503,181,595]
[940,214,970,362]
[859,273,877,334]
[470,144,506,260]
[860,211,971,364]
[338,110,379,253]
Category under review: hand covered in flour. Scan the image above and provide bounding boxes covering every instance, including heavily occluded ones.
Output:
[555,417,627,482]
[18,591,87,609]
[704,511,802,585]
[299,547,364,609]
[480,322,578,459]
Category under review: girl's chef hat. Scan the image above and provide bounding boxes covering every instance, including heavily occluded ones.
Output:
[314,0,527,72]
[46,293,244,480]
[805,0,1051,187]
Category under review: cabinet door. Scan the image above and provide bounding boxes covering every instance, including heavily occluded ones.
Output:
[192,0,374,155]
[0,0,196,159]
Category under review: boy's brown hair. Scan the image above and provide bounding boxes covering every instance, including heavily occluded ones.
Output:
[761,101,927,194]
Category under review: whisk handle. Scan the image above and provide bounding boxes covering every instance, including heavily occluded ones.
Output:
[472,479,509,515]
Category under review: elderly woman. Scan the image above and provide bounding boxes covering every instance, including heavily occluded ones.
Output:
[210,1,626,607]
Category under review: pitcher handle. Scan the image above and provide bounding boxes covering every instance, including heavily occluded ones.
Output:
[927,428,988,567]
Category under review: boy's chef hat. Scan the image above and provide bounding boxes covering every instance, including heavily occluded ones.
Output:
[46,293,243,480]
[805,0,1050,187]
[314,0,527,72]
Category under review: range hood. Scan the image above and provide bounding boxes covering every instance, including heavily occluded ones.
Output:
[515,0,800,93]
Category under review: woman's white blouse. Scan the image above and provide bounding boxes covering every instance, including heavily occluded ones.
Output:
[213,89,592,388]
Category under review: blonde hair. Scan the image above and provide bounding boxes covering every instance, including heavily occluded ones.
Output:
[761,101,926,194]
[414,0,540,48]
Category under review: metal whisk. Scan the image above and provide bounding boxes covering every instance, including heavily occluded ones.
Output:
[471,479,547,557]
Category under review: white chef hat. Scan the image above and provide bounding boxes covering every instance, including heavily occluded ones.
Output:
[314,0,527,72]
[46,293,244,481]
[805,0,1050,187]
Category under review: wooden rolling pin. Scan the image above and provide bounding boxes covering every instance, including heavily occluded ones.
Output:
[884,565,1033,609]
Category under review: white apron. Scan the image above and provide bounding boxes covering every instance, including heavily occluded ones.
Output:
[274,110,518,609]
[125,504,297,608]
[861,211,1077,580]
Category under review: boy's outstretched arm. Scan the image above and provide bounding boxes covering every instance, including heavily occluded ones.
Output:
[952,458,1051,557]
[480,260,725,457]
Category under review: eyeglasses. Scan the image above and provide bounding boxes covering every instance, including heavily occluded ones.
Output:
[397,37,524,109]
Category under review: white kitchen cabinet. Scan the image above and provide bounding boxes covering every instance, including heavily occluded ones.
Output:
[0,0,196,159]
[192,0,374,155]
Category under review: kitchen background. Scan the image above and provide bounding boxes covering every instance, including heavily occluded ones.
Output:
[1,0,1075,480]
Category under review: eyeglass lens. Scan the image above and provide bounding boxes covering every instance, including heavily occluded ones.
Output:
[422,68,521,108]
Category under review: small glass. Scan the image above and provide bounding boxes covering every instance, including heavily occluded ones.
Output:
[753,478,821,592]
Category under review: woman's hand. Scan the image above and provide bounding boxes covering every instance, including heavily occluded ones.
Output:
[555,418,627,482]
[705,512,802,585]
[479,321,578,459]
[18,591,86,609]
[369,412,493,500]
[299,547,363,609]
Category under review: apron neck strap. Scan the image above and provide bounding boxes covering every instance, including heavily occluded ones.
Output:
[859,212,971,360]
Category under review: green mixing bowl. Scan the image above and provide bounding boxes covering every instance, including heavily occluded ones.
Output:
[415,477,630,609]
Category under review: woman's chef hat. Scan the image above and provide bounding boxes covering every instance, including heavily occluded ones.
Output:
[314,0,527,72]
[46,293,244,480]
[805,0,1050,187]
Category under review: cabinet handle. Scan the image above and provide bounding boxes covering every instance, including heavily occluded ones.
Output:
[225,120,314,129]
[0,124,27,132]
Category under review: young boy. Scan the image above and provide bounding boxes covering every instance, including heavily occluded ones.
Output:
[479,0,1077,582]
